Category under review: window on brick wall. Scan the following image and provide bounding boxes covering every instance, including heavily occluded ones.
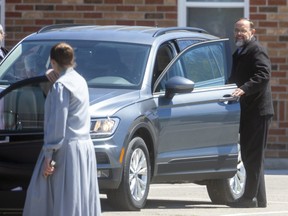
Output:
[178,0,249,50]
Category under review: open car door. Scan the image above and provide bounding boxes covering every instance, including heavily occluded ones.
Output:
[152,39,241,181]
[0,76,50,190]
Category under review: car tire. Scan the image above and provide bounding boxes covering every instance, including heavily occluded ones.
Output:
[107,137,151,211]
[206,146,246,204]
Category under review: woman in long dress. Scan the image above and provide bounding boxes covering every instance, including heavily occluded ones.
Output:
[23,42,101,216]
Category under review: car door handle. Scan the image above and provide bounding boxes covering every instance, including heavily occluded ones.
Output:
[0,136,10,143]
[219,95,239,103]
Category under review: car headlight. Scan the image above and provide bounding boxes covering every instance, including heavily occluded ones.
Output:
[90,117,119,138]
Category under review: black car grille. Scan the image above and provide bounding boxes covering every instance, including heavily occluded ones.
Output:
[96,152,110,164]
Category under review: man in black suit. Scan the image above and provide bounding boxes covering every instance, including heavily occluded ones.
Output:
[0,24,9,62]
[228,18,274,208]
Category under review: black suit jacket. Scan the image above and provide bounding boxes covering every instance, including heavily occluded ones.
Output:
[229,37,274,116]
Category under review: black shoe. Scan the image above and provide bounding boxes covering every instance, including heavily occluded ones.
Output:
[228,197,258,208]
[257,201,267,208]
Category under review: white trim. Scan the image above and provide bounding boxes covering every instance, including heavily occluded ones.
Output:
[177,1,186,27]
[186,2,245,7]
[244,0,250,18]
[0,0,4,28]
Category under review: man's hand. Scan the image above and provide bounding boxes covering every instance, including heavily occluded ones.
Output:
[232,88,245,97]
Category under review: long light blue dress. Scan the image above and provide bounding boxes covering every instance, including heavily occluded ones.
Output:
[23,68,101,216]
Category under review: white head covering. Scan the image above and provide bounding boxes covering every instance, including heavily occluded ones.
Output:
[0,25,3,34]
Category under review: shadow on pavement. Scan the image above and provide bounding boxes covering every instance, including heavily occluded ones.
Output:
[145,199,227,209]
[100,198,227,212]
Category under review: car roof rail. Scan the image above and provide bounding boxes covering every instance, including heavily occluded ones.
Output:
[153,27,208,37]
[37,24,85,33]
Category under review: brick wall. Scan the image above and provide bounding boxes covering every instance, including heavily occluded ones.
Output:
[4,0,288,159]
[5,0,177,47]
[250,0,288,158]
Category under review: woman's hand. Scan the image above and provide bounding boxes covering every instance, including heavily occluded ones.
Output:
[45,69,59,83]
[43,157,55,178]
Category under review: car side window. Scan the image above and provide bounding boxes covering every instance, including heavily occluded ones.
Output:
[154,41,227,93]
[183,43,225,88]
[0,81,48,131]
[176,39,203,51]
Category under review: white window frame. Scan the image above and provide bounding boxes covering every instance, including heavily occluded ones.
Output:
[0,0,4,27]
[178,0,250,27]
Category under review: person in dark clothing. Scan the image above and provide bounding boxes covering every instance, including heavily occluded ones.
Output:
[0,25,8,62]
[228,18,274,208]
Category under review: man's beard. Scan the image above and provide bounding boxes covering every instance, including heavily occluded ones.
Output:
[235,39,245,47]
[235,36,253,47]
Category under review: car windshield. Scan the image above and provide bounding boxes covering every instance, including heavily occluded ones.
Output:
[0,40,150,89]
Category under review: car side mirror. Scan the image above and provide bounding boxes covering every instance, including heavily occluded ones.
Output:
[165,76,194,99]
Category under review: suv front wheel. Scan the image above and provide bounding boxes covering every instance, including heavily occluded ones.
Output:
[107,137,151,210]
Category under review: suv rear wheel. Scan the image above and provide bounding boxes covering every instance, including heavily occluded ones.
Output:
[206,146,246,204]
[107,137,151,210]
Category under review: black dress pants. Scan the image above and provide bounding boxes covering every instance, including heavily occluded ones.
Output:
[239,113,272,204]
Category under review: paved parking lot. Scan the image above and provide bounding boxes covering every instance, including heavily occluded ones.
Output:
[1,171,288,216]
[101,171,288,216]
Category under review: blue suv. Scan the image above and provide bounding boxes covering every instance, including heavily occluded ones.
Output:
[0,25,244,210]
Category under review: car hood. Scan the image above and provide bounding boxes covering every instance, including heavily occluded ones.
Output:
[88,88,141,117]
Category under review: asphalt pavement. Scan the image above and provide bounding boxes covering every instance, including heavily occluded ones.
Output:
[101,170,288,216]
[1,170,287,216]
